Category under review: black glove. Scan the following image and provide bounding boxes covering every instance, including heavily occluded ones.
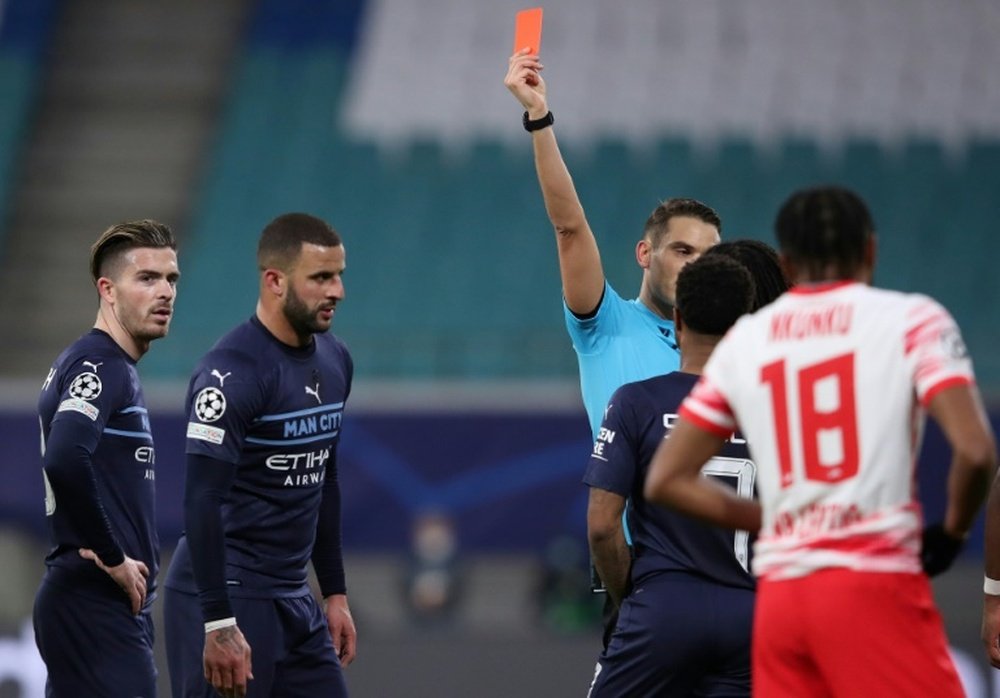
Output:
[920,523,964,577]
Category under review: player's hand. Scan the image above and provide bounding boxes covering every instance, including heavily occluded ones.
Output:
[983,595,1000,668]
[204,624,253,698]
[324,594,357,667]
[920,523,964,577]
[78,548,149,614]
[504,48,547,116]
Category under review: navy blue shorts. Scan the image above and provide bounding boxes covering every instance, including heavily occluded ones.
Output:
[164,588,346,698]
[588,572,754,698]
[33,576,157,698]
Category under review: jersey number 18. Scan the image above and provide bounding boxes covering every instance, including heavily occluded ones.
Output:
[761,353,860,488]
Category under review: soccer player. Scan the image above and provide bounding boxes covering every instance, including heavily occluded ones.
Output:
[35,220,179,697]
[163,213,356,698]
[646,186,998,696]
[586,246,788,697]
[704,239,789,312]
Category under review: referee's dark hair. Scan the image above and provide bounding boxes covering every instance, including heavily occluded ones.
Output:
[258,212,342,272]
[704,239,790,311]
[675,255,754,336]
[775,186,874,280]
[643,198,722,247]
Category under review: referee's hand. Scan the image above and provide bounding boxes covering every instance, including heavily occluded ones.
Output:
[78,548,148,614]
[204,624,253,698]
[505,48,547,116]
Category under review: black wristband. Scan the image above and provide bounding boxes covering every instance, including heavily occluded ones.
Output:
[523,110,554,132]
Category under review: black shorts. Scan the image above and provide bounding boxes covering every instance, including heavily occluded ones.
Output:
[164,588,347,698]
[34,575,157,698]
[588,572,754,698]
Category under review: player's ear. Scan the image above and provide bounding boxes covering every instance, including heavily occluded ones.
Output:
[636,238,651,269]
[863,234,877,278]
[262,268,286,298]
[95,277,115,304]
[778,253,797,285]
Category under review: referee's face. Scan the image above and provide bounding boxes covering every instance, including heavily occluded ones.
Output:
[645,216,719,308]
[283,242,346,338]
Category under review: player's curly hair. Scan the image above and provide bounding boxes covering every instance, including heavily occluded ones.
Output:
[89,219,176,284]
[643,198,722,247]
[258,212,342,271]
[775,186,874,280]
[704,239,789,311]
[675,255,753,336]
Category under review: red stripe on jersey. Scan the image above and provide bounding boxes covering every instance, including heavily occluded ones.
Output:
[920,376,973,407]
[789,529,915,558]
[679,403,734,439]
[689,379,730,412]
[904,314,945,355]
[915,358,947,382]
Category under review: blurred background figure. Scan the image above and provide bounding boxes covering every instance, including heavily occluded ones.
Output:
[404,511,462,627]
[0,1,998,696]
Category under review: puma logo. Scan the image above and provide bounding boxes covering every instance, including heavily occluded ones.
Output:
[82,361,103,373]
[211,369,231,387]
[305,383,321,404]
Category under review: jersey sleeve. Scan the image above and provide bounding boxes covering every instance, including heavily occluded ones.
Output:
[184,349,266,463]
[678,331,740,439]
[564,280,623,355]
[582,384,641,496]
[49,353,128,433]
[44,355,133,565]
[903,297,975,406]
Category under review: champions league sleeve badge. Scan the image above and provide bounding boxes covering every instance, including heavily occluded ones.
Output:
[57,369,104,421]
[188,385,228,445]
[194,387,227,422]
[68,372,102,401]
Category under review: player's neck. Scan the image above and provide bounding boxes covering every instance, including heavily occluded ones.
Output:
[94,308,146,361]
[677,335,718,375]
[255,302,310,348]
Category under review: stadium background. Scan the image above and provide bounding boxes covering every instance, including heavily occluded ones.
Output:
[0,0,998,695]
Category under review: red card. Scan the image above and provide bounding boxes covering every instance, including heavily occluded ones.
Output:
[513,7,543,55]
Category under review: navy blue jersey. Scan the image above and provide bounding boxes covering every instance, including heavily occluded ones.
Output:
[37,329,159,598]
[166,316,352,597]
[584,371,755,590]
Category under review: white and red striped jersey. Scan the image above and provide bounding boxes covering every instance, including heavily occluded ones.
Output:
[680,281,974,580]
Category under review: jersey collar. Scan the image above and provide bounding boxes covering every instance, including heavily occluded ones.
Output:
[788,280,858,295]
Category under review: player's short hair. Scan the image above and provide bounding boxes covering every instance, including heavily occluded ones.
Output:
[89,220,176,284]
[704,239,790,311]
[257,213,342,271]
[775,186,874,279]
[675,254,753,336]
[643,198,722,247]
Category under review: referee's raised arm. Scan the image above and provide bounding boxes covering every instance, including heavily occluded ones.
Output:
[505,48,604,317]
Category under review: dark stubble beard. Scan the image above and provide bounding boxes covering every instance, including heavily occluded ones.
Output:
[283,285,328,338]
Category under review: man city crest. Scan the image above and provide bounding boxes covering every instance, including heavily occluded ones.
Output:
[194,387,227,422]
[69,372,102,401]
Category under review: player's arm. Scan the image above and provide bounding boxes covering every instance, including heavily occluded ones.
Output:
[921,384,1000,666]
[504,50,604,316]
[44,363,150,612]
[644,417,762,534]
[928,383,996,542]
[185,453,253,695]
[312,449,356,666]
[587,488,630,607]
[982,464,1000,668]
